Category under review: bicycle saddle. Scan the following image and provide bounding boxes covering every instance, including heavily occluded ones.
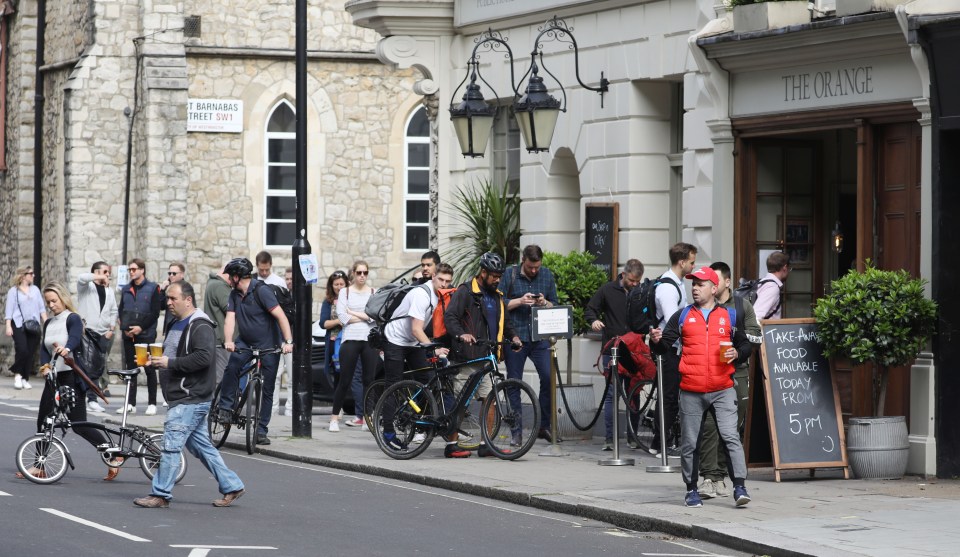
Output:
[108,367,143,378]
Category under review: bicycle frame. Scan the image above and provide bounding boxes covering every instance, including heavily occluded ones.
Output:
[405,352,501,437]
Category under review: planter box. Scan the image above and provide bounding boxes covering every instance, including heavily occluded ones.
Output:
[847,416,909,479]
[836,0,900,17]
[733,1,811,33]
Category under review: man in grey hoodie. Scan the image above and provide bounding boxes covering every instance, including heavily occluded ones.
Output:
[133,281,245,509]
[76,261,118,412]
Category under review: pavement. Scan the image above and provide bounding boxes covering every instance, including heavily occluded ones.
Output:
[3,377,957,557]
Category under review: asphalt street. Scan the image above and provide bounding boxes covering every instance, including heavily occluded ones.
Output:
[1,400,750,557]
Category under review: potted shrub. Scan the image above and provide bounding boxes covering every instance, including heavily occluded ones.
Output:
[814,262,937,479]
[731,0,811,33]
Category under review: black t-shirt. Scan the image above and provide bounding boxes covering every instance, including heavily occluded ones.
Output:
[227,279,281,348]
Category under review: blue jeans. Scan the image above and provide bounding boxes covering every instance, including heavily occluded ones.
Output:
[151,401,244,500]
[218,348,282,436]
[504,339,552,430]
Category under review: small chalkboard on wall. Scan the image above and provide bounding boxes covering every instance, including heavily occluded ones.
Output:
[759,318,849,481]
[585,203,618,280]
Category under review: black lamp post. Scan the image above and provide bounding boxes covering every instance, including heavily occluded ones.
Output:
[449,16,609,158]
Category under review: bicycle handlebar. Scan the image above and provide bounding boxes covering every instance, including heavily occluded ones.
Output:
[233,346,284,355]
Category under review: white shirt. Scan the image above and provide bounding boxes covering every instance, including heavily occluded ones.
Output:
[753,273,784,320]
[259,273,286,288]
[655,270,686,329]
[384,283,436,347]
[337,287,374,342]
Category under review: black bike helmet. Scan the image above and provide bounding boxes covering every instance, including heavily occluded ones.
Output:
[479,252,505,274]
[224,257,254,278]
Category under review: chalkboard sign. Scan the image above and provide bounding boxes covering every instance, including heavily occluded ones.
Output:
[759,318,849,481]
[585,203,618,280]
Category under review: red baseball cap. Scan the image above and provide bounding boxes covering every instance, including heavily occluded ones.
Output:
[685,266,719,285]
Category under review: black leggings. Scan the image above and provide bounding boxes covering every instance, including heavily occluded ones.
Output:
[332,340,379,415]
[37,371,111,448]
[11,324,40,379]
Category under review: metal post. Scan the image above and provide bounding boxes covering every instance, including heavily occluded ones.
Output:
[540,336,567,457]
[290,0,313,437]
[647,354,680,473]
[600,344,635,466]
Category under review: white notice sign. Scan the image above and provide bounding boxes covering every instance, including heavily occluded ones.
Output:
[187,99,243,133]
[532,306,573,340]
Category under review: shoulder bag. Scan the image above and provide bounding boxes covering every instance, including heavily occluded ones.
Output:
[16,292,41,335]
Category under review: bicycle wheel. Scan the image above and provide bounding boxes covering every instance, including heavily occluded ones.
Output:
[208,384,232,448]
[372,380,436,460]
[623,379,655,448]
[16,436,70,484]
[481,379,539,460]
[363,379,386,431]
[138,433,188,484]
[454,400,482,450]
[245,378,262,454]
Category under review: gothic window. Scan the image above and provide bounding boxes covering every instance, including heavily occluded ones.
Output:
[264,100,296,247]
[404,106,430,251]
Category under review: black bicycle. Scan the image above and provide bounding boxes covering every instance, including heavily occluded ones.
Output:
[208,346,282,454]
[16,366,188,485]
[371,340,539,461]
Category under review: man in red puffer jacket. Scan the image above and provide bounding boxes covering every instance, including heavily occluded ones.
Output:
[651,266,752,509]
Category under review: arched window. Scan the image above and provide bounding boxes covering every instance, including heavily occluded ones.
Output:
[404,106,430,251]
[264,100,296,247]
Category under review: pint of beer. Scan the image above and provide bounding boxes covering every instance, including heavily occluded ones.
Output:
[149,343,163,358]
[135,343,149,366]
[719,341,733,364]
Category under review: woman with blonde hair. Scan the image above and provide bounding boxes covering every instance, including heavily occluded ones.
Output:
[329,261,380,432]
[17,282,121,481]
[4,266,46,390]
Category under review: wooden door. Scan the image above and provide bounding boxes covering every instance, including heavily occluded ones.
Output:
[875,122,922,418]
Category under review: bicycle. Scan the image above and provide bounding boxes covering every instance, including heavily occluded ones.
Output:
[15,365,188,485]
[370,340,539,461]
[208,346,282,454]
[363,349,482,450]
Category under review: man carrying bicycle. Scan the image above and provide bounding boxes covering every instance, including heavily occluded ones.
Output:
[134,281,245,508]
[381,263,454,454]
[444,252,522,457]
[215,258,293,446]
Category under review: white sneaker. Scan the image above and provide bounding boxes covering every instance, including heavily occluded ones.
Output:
[116,404,136,415]
[361,422,370,432]
[699,478,717,500]
[713,479,730,498]
[145,404,157,416]
[412,432,426,444]
[13,375,23,389]
[87,400,106,413]
[21,379,32,390]
[328,420,340,432]
[345,417,364,427]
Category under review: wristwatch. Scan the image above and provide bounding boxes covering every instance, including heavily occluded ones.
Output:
[284,339,294,345]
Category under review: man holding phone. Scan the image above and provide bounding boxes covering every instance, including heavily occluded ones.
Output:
[499,245,559,442]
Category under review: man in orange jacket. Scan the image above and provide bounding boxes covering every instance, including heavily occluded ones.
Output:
[651,266,752,508]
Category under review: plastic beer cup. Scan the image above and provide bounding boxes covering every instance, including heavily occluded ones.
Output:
[149,343,163,358]
[719,341,733,364]
[135,343,149,366]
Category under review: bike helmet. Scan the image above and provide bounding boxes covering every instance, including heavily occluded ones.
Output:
[479,252,505,274]
[224,257,254,278]
[57,385,77,410]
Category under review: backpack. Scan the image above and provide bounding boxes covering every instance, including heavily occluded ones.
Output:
[255,282,295,323]
[364,281,430,349]
[626,277,682,334]
[733,277,780,319]
[428,287,457,340]
[597,332,657,384]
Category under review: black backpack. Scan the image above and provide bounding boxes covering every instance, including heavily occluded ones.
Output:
[734,278,779,320]
[626,277,682,334]
[255,282,296,323]
[363,281,431,350]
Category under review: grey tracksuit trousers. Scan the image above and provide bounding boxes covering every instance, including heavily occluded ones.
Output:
[679,387,747,489]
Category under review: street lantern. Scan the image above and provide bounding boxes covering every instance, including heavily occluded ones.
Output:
[449,16,609,158]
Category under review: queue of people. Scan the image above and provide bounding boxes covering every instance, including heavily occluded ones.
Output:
[5,244,788,510]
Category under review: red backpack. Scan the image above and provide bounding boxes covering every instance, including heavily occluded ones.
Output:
[596,332,657,393]
[429,287,457,340]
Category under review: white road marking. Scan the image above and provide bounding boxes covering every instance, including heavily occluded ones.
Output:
[232,452,586,527]
[0,491,11,496]
[0,401,39,411]
[40,508,151,542]
[170,545,277,550]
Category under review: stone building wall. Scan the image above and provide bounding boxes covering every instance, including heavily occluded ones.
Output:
[45,0,93,63]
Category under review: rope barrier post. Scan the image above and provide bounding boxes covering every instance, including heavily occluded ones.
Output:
[540,335,568,457]
[646,353,680,473]
[599,343,635,466]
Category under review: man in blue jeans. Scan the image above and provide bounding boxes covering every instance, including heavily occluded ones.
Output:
[134,281,245,508]
[499,245,558,441]
[216,258,294,445]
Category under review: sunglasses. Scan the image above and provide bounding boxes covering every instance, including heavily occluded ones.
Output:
[168,271,180,276]
[355,270,369,276]
[128,267,140,272]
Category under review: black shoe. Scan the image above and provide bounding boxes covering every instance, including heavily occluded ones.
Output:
[256,434,270,445]
[217,409,233,424]
[537,428,555,443]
